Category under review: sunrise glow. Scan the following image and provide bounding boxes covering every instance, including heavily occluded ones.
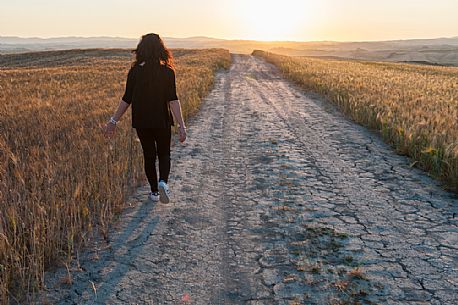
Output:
[235,0,322,41]
[0,0,457,42]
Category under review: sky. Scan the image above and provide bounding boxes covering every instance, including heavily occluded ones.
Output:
[1,0,457,42]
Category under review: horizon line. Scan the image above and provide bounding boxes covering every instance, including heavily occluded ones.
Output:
[1,34,458,44]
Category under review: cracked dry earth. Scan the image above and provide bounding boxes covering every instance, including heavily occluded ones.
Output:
[43,54,457,305]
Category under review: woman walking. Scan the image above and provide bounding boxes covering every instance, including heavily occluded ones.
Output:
[103,33,187,203]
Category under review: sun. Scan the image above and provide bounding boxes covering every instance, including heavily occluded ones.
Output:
[235,0,317,41]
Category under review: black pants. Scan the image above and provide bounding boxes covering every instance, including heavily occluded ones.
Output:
[135,127,171,192]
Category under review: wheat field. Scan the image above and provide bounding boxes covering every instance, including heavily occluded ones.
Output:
[0,48,231,303]
[253,50,458,192]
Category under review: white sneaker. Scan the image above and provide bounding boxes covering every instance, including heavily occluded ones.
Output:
[158,180,170,204]
[148,191,160,202]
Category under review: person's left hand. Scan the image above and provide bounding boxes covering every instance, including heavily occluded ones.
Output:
[103,121,116,138]
[178,126,187,143]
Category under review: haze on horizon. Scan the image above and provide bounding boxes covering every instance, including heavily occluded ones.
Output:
[1,0,457,42]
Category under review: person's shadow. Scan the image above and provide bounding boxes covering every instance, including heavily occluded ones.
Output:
[59,197,160,305]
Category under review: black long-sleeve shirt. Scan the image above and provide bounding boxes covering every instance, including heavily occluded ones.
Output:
[122,62,178,128]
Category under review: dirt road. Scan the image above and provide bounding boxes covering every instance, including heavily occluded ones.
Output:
[44,55,457,305]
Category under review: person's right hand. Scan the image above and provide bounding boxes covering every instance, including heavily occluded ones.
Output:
[179,126,187,143]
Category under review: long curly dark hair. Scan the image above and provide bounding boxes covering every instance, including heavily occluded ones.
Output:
[132,33,175,70]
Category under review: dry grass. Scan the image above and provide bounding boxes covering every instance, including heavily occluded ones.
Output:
[253,50,458,192]
[0,48,231,303]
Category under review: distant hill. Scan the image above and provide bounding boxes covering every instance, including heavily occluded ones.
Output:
[0,36,138,52]
[1,35,457,66]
